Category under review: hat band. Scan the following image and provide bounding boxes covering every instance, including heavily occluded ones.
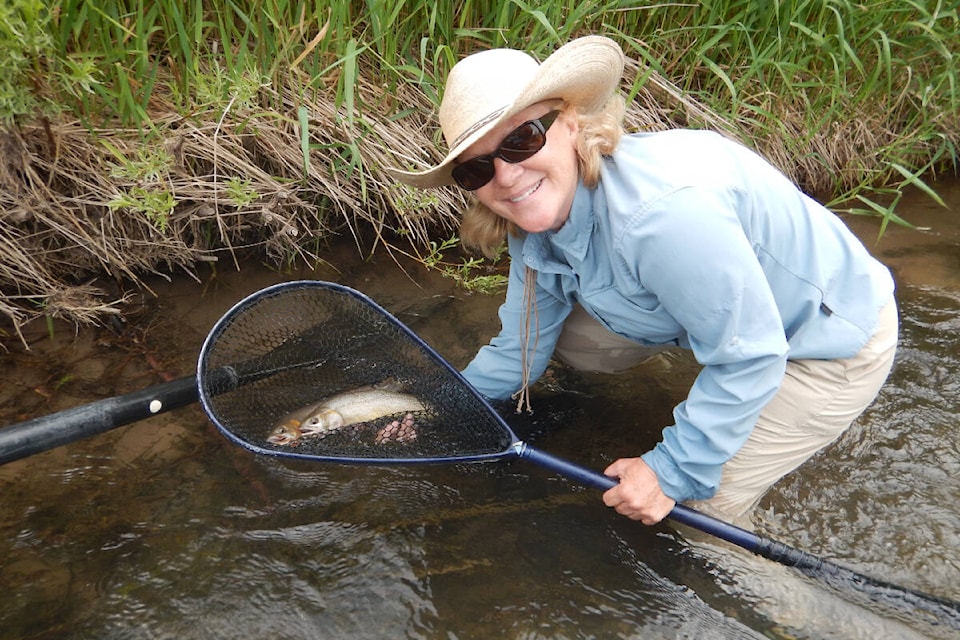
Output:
[449,106,507,151]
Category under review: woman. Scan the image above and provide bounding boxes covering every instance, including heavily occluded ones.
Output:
[387,36,897,526]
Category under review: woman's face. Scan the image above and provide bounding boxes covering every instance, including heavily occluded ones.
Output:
[457,102,580,233]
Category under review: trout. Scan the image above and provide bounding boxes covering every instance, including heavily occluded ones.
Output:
[267,386,424,446]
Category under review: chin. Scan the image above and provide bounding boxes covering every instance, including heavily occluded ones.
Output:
[517,218,557,234]
[510,207,564,234]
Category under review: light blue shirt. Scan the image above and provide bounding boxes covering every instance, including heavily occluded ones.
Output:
[461,129,894,502]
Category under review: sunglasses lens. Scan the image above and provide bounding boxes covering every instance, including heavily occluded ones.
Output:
[451,111,559,191]
[452,158,495,191]
[499,123,547,162]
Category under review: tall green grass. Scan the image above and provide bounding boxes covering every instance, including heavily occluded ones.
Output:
[649,1,959,213]
[5,0,960,225]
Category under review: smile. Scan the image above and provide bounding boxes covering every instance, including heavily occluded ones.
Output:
[509,179,543,204]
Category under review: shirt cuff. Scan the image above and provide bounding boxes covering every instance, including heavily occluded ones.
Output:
[642,445,718,503]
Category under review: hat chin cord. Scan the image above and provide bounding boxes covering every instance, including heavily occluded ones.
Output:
[512,265,539,414]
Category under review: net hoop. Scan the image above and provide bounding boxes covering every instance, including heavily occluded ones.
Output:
[197,280,518,465]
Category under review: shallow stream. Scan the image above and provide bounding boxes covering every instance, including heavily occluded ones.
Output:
[2,182,959,639]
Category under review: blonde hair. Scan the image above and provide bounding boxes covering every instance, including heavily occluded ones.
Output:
[460,95,626,257]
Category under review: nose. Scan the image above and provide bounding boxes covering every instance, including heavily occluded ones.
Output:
[490,156,523,188]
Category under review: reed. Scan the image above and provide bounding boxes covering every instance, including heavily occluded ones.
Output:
[0,0,958,340]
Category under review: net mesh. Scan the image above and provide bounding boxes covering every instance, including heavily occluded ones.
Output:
[198,281,515,461]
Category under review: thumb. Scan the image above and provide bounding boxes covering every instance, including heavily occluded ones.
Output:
[603,458,626,480]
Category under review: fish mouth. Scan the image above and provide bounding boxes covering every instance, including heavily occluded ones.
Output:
[267,434,294,446]
[298,424,329,436]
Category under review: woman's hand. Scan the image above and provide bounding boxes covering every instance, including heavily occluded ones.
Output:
[602,457,676,525]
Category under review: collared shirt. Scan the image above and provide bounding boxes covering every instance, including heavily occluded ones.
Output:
[461,129,894,502]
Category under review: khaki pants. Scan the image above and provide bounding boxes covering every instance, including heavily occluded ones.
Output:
[555,300,899,520]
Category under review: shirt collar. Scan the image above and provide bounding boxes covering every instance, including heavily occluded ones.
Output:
[519,182,595,272]
[548,183,595,261]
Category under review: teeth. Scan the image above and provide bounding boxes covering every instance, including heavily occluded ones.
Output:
[510,179,541,203]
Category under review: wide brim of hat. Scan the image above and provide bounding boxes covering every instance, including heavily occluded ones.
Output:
[387,36,625,189]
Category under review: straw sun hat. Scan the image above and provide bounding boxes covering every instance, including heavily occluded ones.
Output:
[387,35,626,189]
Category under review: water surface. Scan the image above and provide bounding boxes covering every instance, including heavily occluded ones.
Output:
[1,183,959,639]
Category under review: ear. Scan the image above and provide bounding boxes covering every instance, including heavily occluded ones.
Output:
[558,108,580,139]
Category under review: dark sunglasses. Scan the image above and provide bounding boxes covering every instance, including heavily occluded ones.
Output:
[451,110,561,191]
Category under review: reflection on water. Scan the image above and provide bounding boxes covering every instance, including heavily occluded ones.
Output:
[1,183,959,639]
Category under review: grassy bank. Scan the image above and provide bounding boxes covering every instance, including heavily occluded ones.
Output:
[1,0,958,343]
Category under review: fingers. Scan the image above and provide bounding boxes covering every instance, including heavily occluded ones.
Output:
[601,457,676,525]
[374,413,418,444]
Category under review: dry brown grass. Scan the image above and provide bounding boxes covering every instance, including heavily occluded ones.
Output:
[0,55,953,348]
[0,65,466,347]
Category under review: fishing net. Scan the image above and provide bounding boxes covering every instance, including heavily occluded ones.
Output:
[197,280,514,462]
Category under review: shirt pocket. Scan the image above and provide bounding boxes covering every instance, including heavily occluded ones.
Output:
[754,246,825,340]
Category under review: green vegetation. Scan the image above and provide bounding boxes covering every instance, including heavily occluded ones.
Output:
[0,0,958,336]
[421,236,509,294]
